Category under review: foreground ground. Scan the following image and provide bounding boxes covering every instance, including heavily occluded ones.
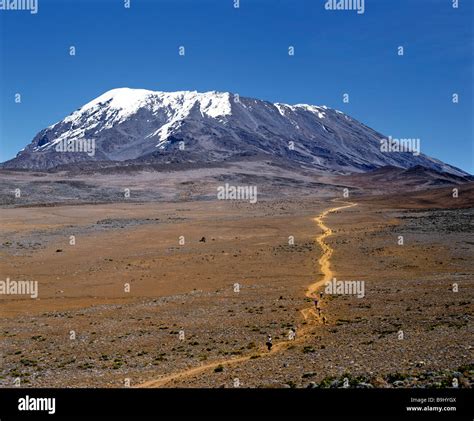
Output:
[0,186,472,388]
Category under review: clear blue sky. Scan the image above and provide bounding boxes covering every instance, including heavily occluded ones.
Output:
[0,0,472,172]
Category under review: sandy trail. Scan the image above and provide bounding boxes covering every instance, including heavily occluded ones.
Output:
[300,202,357,320]
[137,202,356,388]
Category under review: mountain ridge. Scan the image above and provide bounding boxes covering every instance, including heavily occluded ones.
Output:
[2,88,468,176]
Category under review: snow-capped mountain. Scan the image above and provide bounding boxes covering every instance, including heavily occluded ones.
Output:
[2,88,467,175]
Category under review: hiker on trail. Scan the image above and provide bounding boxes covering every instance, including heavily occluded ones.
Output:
[322,316,327,324]
[266,335,273,351]
[314,298,319,310]
[319,291,324,299]
[288,327,296,341]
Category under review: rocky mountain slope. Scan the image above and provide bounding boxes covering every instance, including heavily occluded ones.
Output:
[1,88,467,176]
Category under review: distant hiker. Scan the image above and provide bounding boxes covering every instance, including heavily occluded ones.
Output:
[314,298,319,310]
[319,292,324,299]
[322,316,327,324]
[288,328,296,341]
[266,335,273,351]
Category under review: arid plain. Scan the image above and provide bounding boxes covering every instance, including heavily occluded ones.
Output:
[0,170,473,389]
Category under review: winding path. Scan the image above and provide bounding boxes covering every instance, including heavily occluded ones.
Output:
[137,201,356,388]
[300,202,357,320]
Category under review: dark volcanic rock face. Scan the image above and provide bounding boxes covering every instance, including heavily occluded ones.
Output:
[2,88,467,176]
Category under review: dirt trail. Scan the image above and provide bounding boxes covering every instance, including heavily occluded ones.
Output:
[300,202,357,320]
[137,202,356,388]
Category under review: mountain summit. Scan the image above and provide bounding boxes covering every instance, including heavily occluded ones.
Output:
[2,88,467,175]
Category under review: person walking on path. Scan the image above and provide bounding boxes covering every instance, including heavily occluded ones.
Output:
[288,327,296,341]
[314,297,320,310]
[266,334,273,351]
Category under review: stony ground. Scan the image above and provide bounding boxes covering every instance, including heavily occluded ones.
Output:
[0,191,472,388]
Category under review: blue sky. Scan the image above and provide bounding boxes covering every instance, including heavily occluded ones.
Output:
[0,0,472,172]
